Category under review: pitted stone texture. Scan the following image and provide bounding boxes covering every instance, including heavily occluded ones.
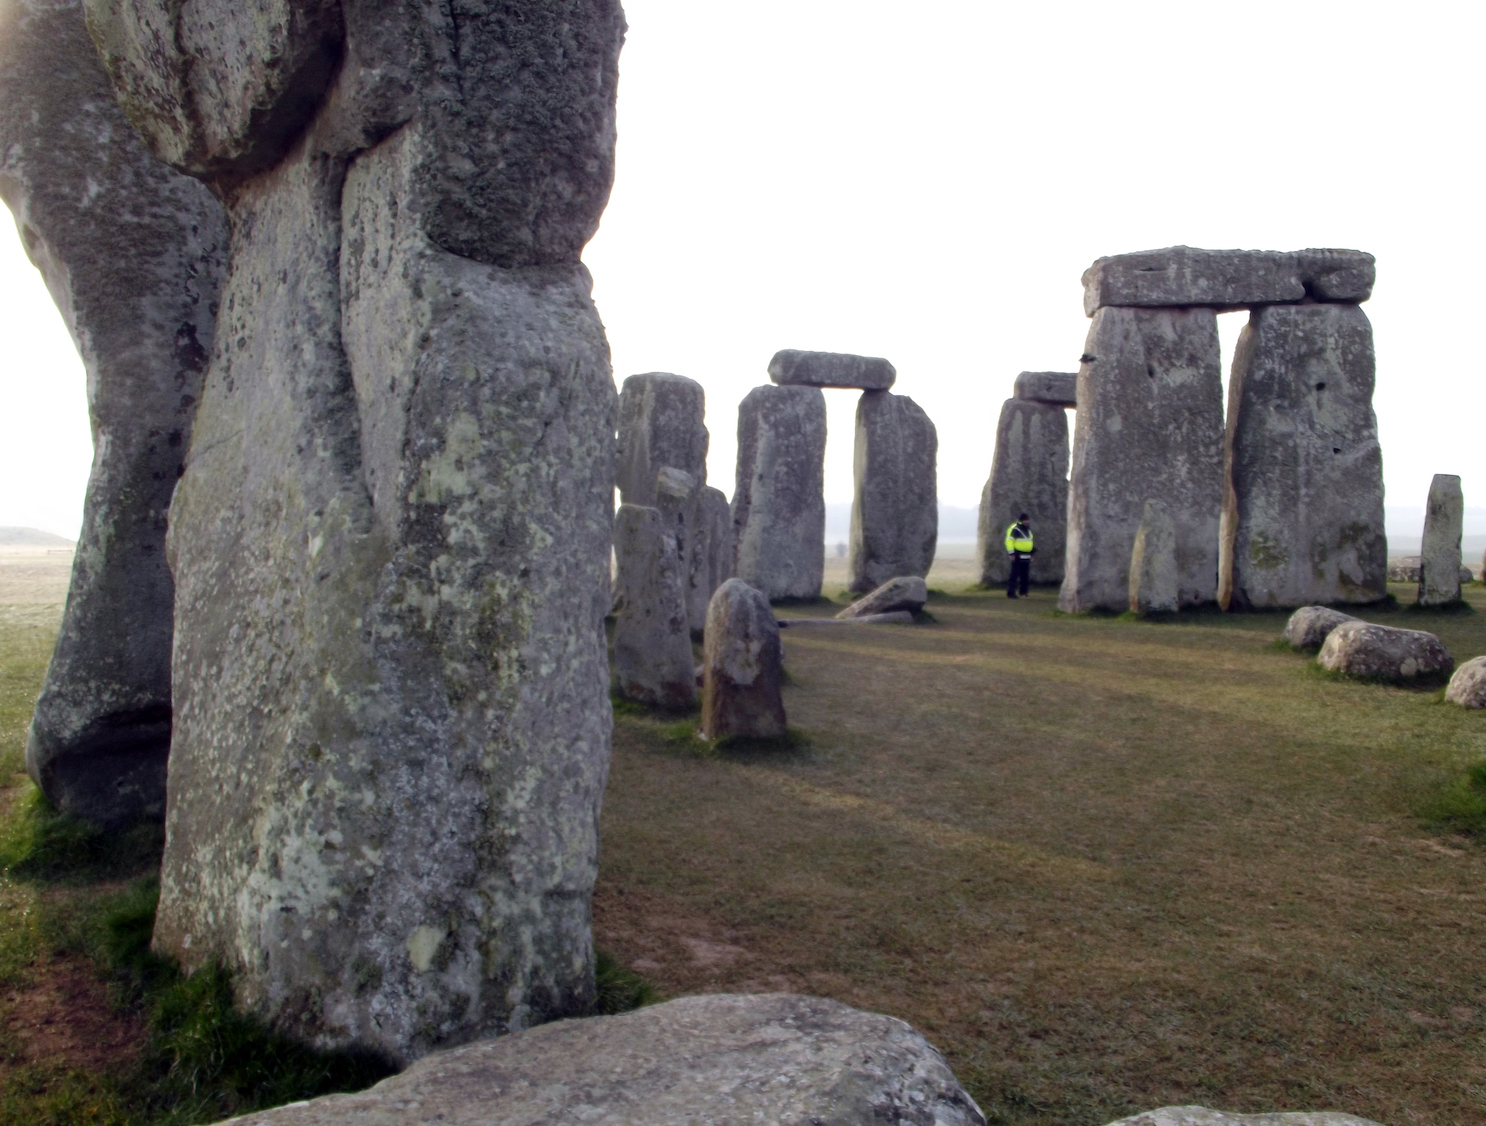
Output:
[1219,304,1385,610]
[612,506,696,711]
[1082,247,1376,316]
[0,0,226,829]
[837,576,928,619]
[1102,1107,1382,1126]
[976,399,1068,588]
[701,580,786,741]
[1282,607,1358,650]
[615,374,708,508]
[769,348,896,390]
[1317,621,1454,683]
[653,465,709,635]
[1060,307,1224,613]
[1419,474,1464,606]
[698,485,733,618]
[1129,500,1178,616]
[850,391,938,593]
[732,385,827,601]
[1445,656,1486,708]
[211,994,986,1126]
[1012,371,1077,407]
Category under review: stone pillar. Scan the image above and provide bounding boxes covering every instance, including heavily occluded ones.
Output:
[849,392,938,593]
[1060,307,1224,612]
[700,580,786,741]
[976,398,1069,588]
[0,0,226,829]
[612,505,696,710]
[1420,473,1464,606]
[1219,304,1385,609]
[1129,500,1178,616]
[616,373,707,507]
[732,385,826,601]
[698,485,734,622]
[86,0,626,1062]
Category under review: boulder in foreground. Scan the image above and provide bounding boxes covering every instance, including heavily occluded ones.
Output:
[837,575,928,618]
[1317,621,1453,682]
[1282,607,1358,650]
[1445,655,1486,708]
[1103,1107,1382,1126]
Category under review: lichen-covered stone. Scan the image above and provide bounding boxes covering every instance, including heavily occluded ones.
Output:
[1219,304,1385,609]
[850,391,938,593]
[654,465,701,631]
[1081,247,1376,315]
[612,505,696,710]
[1129,500,1178,616]
[769,348,896,390]
[1012,370,1077,406]
[615,373,707,508]
[732,385,826,601]
[1419,473,1464,606]
[1061,307,1224,612]
[701,580,786,741]
[1102,1107,1382,1126]
[696,485,733,628]
[1282,606,1357,650]
[0,0,226,829]
[837,575,928,619]
[1317,621,1454,682]
[976,398,1068,588]
[1445,656,1486,708]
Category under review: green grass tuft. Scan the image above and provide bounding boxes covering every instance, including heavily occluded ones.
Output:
[593,950,660,1014]
[1420,760,1486,837]
[0,788,164,884]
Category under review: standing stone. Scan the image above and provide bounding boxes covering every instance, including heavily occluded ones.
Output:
[1012,370,1077,406]
[1061,307,1224,613]
[654,466,701,633]
[615,373,707,507]
[768,349,896,390]
[700,580,786,741]
[698,485,733,619]
[86,0,626,1062]
[612,505,696,711]
[732,385,826,601]
[975,398,1068,588]
[850,391,938,593]
[1219,303,1385,609]
[1129,500,1178,616]
[0,0,226,829]
[1419,473,1464,606]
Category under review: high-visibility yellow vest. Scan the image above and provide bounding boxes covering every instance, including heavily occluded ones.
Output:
[1004,522,1033,554]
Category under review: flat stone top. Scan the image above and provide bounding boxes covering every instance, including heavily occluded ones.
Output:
[1013,371,1077,406]
[1082,246,1375,316]
[769,349,896,390]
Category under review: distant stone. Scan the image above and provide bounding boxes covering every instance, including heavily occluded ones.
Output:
[976,399,1069,588]
[781,611,914,627]
[850,392,938,593]
[1387,557,1422,583]
[1012,371,1077,407]
[1082,246,1376,315]
[1445,656,1486,708]
[1129,500,1179,616]
[696,485,733,628]
[769,349,896,390]
[1317,621,1454,682]
[206,993,986,1126]
[616,373,708,507]
[1282,606,1358,650]
[612,505,697,711]
[701,580,786,740]
[1419,474,1464,606]
[1102,1107,1382,1126]
[655,466,702,632]
[836,576,928,619]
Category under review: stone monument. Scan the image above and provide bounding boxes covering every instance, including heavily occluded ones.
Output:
[850,391,938,593]
[1419,473,1464,607]
[612,504,696,710]
[976,379,1071,588]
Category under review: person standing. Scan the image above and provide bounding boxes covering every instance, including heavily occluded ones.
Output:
[1004,512,1034,598]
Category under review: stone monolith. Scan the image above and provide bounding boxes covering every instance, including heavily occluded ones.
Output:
[1219,304,1386,609]
[701,580,786,741]
[1419,473,1464,606]
[654,466,700,631]
[615,373,707,507]
[976,398,1068,587]
[850,391,938,593]
[732,385,826,601]
[612,505,696,711]
[1129,500,1178,616]
[1082,247,1376,315]
[697,485,733,624]
[85,0,626,1062]
[1012,370,1077,406]
[1061,307,1224,612]
[768,349,896,390]
[0,0,226,829]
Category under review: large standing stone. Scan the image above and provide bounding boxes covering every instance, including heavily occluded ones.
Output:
[732,385,826,601]
[611,505,696,711]
[1317,621,1454,683]
[615,373,707,507]
[1061,307,1224,612]
[1419,473,1464,606]
[701,580,786,741]
[653,466,700,631]
[697,485,733,622]
[0,0,226,829]
[86,0,626,1062]
[975,398,1068,587]
[1012,370,1077,406]
[768,348,897,390]
[850,391,938,593]
[1219,304,1385,609]
[1082,247,1376,315]
[1129,500,1178,616]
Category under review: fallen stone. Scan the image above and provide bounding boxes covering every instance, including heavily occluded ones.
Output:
[1082,246,1376,316]
[1219,304,1386,609]
[615,373,708,508]
[1282,606,1358,650]
[209,993,986,1126]
[1419,473,1464,606]
[780,611,914,627]
[1129,500,1179,616]
[1445,656,1486,708]
[612,505,696,711]
[1386,557,1472,585]
[1061,306,1224,612]
[1317,621,1454,682]
[732,385,827,601]
[701,580,786,740]
[976,398,1068,588]
[697,485,733,627]
[1,0,226,829]
[1012,370,1077,407]
[1102,1106,1382,1126]
[837,575,928,619]
[769,348,896,390]
[850,391,938,593]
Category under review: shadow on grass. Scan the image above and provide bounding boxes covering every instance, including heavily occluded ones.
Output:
[1300,660,1453,691]
[0,788,164,885]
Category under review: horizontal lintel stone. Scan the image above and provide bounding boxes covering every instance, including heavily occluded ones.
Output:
[1012,371,1077,407]
[769,349,896,390]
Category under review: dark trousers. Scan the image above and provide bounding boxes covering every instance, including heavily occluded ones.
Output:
[1007,555,1031,596]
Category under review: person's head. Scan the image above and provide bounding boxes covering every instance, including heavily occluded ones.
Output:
[1018,512,1029,523]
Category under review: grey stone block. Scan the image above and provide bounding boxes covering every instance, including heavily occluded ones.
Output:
[1102,1106,1383,1126]
[976,399,1068,587]
[1129,500,1178,615]
[1446,656,1486,708]
[701,580,786,741]
[1318,621,1454,682]
[769,349,896,390]
[850,391,938,593]
[616,373,708,508]
[1419,474,1464,606]
[697,485,733,629]
[1012,371,1077,407]
[1282,607,1358,650]
[836,576,928,619]
[612,505,696,711]
[654,466,702,632]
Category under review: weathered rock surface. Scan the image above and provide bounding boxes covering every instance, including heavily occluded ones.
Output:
[86,0,627,1062]
[769,348,896,390]
[976,398,1068,587]
[697,485,733,627]
[701,580,786,740]
[837,575,928,619]
[1012,370,1077,406]
[0,0,226,829]
[850,391,938,593]
[1219,304,1386,609]
[1317,621,1454,682]
[612,505,695,711]
[1081,247,1376,315]
[1419,473,1464,606]
[1061,307,1224,612]
[1129,500,1178,615]
[1445,656,1486,708]
[1282,606,1358,650]
[615,373,707,507]
[732,385,827,601]
[654,466,701,632]
[211,993,986,1126]
[1103,1107,1382,1126]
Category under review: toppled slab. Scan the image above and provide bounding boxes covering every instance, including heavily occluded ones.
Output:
[1317,621,1454,682]
[769,349,896,390]
[837,575,928,618]
[1445,656,1486,708]
[1103,1107,1382,1126]
[1082,246,1375,315]
[1282,606,1358,650]
[780,611,914,627]
[1012,371,1077,407]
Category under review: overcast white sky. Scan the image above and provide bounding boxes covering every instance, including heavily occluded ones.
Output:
[3,0,1482,541]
